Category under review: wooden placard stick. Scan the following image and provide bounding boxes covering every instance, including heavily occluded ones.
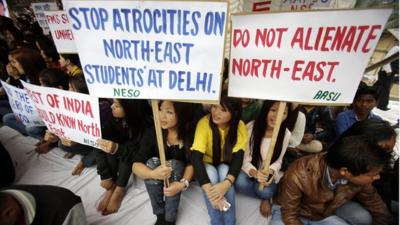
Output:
[151,100,169,187]
[258,101,286,190]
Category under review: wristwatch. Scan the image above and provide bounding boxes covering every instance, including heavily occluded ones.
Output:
[180,178,189,191]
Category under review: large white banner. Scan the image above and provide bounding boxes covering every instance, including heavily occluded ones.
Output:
[1,81,45,127]
[229,9,391,104]
[22,81,101,148]
[64,1,228,101]
[31,2,58,35]
[44,11,77,53]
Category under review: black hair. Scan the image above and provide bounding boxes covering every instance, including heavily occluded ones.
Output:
[209,94,242,165]
[9,47,46,85]
[340,119,396,150]
[118,99,152,134]
[326,135,389,176]
[38,68,69,90]
[69,73,89,94]
[59,53,81,67]
[36,36,59,62]
[0,16,23,48]
[250,100,292,169]
[159,101,195,159]
[354,83,378,101]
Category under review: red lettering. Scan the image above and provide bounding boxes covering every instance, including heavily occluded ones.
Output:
[341,26,356,52]
[291,28,304,50]
[292,60,304,81]
[314,61,326,81]
[303,61,315,81]
[304,28,313,50]
[321,27,335,52]
[331,26,347,51]
[326,61,339,82]
[314,27,324,50]
[353,25,369,52]
[362,25,381,53]
[232,58,242,75]
[61,14,69,24]
[233,29,250,48]
[275,28,288,48]
[54,29,74,40]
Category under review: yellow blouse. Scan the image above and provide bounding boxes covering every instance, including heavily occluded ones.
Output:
[191,115,248,164]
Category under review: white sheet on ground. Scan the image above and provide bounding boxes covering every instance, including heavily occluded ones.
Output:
[0,126,269,225]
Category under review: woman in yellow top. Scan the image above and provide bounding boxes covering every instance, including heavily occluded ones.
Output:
[191,94,248,225]
[59,54,82,77]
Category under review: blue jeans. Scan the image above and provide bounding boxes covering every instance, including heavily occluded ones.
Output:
[201,163,236,225]
[235,171,277,200]
[144,157,184,222]
[271,201,372,225]
[3,113,45,140]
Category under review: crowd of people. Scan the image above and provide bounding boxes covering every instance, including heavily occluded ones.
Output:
[0,8,399,225]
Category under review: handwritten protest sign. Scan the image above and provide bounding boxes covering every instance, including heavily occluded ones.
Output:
[22,81,101,148]
[63,1,227,101]
[44,11,77,53]
[31,2,58,35]
[1,81,44,127]
[229,9,391,104]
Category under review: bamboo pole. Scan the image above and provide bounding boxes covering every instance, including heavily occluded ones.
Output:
[151,100,169,187]
[258,101,286,190]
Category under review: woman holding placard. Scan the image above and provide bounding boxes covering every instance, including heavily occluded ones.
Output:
[235,100,292,217]
[58,74,96,176]
[96,98,152,215]
[191,94,248,225]
[133,100,196,225]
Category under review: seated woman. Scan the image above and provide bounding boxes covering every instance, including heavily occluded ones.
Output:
[58,74,96,175]
[235,100,292,217]
[96,99,152,215]
[2,47,46,139]
[133,101,196,225]
[191,94,248,225]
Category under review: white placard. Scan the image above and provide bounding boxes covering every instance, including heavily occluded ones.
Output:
[229,9,392,104]
[1,0,10,17]
[1,81,45,127]
[243,0,333,12]
[22,81,101,148]
[31,2,58,35]
[63,1,228,101]
[44,11,77,53]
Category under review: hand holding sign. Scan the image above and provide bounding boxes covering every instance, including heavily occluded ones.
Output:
[60,137,76,147]
[97,138,118,154]
[44,130,58,143]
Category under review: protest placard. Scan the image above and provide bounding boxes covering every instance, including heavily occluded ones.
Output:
[1,81,44,127]
[31,2,58,35]
[63,1,228,101]
[44,10,77,53]
[229,9,392,104]
[243,0,334,12]
[22,81,101,148]
[1,0,9,17]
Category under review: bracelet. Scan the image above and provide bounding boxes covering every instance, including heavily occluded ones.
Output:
[180,178,189,191]
[224,177,233,186]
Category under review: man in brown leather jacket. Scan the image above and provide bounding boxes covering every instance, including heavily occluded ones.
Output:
[271,135,392,225]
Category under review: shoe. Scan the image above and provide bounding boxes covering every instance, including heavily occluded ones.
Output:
[378,107,391,111]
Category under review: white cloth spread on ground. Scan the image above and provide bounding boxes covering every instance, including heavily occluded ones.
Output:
[0,126,268,225]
